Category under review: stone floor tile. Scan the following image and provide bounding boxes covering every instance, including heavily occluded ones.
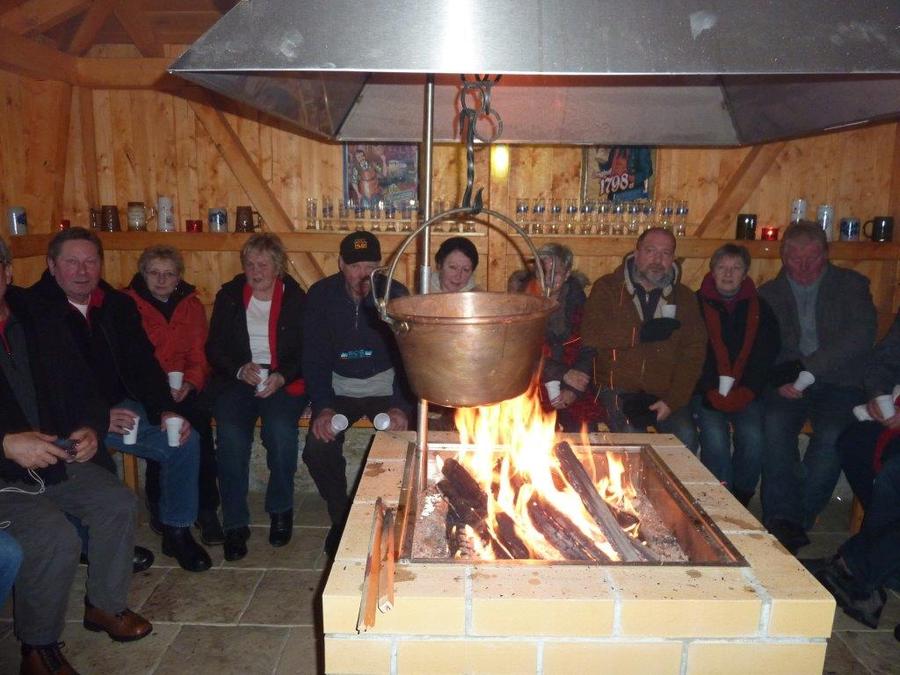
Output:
[241,569,323,626]
[295,492,332,528]
[836,630,900,675]
[61,620,180,674]
[832,588,900,631]
[141,568,262,623]
[803,532,849,559]
[154,624,289,675]
[276,625,324,675]
[823,632,871,675]
[221,525,326,570]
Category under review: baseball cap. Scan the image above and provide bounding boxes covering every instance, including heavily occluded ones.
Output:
[339,231,381,264]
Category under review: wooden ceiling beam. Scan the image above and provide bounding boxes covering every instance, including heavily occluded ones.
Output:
[67,0,119,55]
[0,0,90,35]
[695,142,787,237]
[0,26,77,82]
[113,0,164,57]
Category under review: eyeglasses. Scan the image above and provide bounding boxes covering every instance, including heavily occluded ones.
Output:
[146,270,178,280]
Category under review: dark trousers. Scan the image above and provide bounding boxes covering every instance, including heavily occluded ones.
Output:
[838,424,900,593]
[0,462,136,645]
[214,382,308,531]
[761,383,863,529]
[146,390,220,514]
[302,395,393,528]
[692,395,764,495]
[597,388,699,452]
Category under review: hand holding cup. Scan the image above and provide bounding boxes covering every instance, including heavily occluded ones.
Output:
[793,370,816,392]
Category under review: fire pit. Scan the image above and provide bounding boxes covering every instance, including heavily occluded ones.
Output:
[323,394,835,674]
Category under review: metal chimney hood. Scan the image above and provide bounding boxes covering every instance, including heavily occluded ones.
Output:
[170,0,900,146]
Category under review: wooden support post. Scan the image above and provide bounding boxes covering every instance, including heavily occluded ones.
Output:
[695,142,787,237]
[0,0,90,35]
[67,0,119,55]
[77,86,101,209]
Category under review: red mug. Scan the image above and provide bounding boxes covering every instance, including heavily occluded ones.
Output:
[761,226,779,241]
[58,219,71,231]
[186,219,203,233]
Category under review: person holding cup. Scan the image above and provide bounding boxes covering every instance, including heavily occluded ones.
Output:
[692,244,780,505]
[27,228,210,573]
[759,222,877,553]
[125,245,222,545]
[207,233,308,561]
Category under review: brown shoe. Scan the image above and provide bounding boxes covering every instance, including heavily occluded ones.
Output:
[83,600,152,642]
[20,642,79,675]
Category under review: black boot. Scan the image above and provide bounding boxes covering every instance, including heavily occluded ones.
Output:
[196,510,225,546]
[80,546,153,574]
[161,526,212,572]
[147,501,163,537]
[733,489,754,508]
[224,527,251,561]
[269,509,293,547]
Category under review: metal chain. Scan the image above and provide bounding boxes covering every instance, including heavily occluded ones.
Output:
[459,75,503,213]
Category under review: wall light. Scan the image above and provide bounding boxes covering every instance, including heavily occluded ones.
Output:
[490,144,510,179]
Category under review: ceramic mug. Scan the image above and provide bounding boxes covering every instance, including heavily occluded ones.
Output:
[7,206,27,236]
[863,216,893,243]
[735,213,757,240]
[235,205,262,233]
[100,205,121,232]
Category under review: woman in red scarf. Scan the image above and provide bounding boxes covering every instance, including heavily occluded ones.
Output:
[693,244,780,505]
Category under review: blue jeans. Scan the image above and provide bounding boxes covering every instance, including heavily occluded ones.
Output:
[692,395,764,496]
[0,529,22,607]
[214,383,307,531]
[104,398,200,528]
[598,388,699,452]
[761,383,863,529]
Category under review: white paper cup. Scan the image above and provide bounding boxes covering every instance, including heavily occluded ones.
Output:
[331,414,349,433]
[545,380,562,401]
[165,417,184,447]
[660,304,677,319]
[853,405,873,422]
[167,371,184,390]
[718,375,736,396]
[373,412,391,431]
[794,370,816,392]
[875,394,896,420]
[123,416,139,445]
[893,384,900,401]
[256,367,269,392]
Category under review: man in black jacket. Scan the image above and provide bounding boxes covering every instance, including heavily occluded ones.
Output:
[0,237,152,674]
[302,232,412,556]
[28,228,210,573]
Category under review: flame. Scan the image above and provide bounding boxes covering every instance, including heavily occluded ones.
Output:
[451,382,640,561]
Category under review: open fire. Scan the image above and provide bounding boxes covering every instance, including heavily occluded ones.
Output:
[402,384,738,564]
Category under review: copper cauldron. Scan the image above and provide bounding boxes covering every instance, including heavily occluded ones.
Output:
[377,207,556,407]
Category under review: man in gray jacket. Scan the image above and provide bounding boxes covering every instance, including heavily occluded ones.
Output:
[759,222,876,553]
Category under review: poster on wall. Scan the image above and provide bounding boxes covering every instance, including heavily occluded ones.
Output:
[580,146,655,203]
[343,143,418,208]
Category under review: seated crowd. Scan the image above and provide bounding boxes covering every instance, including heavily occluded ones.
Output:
[0,221,897,672]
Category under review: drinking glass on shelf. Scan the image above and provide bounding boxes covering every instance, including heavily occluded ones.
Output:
[353,200,366,230]
[597,202,611,236]
[515,198,529,224]
[531,198,545,235]
[305,197,318,230]
[660,199,674,231]
[369,200,383,231]
[464,220,477,233]
[338,200,351,231]
[384,201,397,232]
[610,202,625,236]
[579,201,594,235]
[626,202,640,236]
[549,198,562,223]
[321,196,334,231]
[400,199,414,232]
[675,199,689,236]
[431,197,445,231]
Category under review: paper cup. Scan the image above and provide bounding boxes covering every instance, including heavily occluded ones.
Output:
[875,394,896,420]
[718,375,736,396]
[794,370,816,392]
[123,416,139,445]
[168,371,184,390]
[256,367,269,392]
[331,413,349,433]
[893,384,900,400]
[660,304,677,319]
[373,412,391,431]
[853,405,873,422]
[545,380,562,401]
[165,417,184,447]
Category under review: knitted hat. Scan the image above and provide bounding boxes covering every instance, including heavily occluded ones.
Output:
[339,231,381,264]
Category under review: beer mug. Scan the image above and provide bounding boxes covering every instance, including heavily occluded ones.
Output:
[235,205,262,233]
[7,206,27,236]
[863,216,894,243]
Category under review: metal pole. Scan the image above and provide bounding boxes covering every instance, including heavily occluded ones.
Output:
[416,75,435,471]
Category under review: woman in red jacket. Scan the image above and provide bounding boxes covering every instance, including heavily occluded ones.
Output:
[125,245,223,545]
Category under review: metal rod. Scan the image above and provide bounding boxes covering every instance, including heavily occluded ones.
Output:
[416,75,435,471]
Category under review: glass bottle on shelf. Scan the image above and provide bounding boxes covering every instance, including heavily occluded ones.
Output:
[306,197,318,230]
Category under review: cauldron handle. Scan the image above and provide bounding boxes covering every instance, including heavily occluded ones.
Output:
[373,206,549,326]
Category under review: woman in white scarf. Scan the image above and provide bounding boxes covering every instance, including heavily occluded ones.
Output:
[429,236,480,293]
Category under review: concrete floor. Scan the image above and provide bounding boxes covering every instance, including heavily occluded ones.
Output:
[0,429,897,674]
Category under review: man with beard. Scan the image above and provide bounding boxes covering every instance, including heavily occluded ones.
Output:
[302,232,412,556]
[759,222,876,553]
[581,227,707,450]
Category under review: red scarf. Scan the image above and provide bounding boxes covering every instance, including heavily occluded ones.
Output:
[243,280,305,396]
[873,394,900,473]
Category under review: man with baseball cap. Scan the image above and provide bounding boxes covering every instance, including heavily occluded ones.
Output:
[302,232,413,556]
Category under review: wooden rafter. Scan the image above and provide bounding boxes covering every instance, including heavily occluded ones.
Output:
[77,87,100,207]
[113,0,164,57]
[67,0,118,55]
[695,142,787,237]
[77,56,174,89]
[0,26,77,82]
[189,93,324,288]
[0,0,90,35]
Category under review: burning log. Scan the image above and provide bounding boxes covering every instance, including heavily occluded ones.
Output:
[553,441,657,563]
[492,511,530,559]
[526,496,611,562]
